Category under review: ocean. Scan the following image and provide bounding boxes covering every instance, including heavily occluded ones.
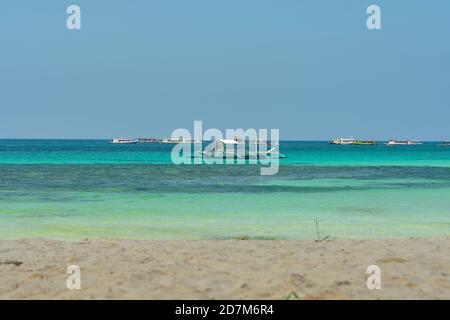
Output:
[0,139,449,240]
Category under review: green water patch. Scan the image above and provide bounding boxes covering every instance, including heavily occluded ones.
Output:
[1,189,449,240]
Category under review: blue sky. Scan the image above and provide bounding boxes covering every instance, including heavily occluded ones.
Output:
[0,0,449,140]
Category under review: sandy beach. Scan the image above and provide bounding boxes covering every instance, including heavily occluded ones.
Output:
[0,237,449,300]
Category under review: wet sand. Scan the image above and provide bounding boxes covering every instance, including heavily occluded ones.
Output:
[0,237,449,299]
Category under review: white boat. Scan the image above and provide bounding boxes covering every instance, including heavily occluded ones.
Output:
[385,140,422,146]
[111,138,138,144]
[161,138,183,144]
[161,138,200,144]
[196,139,286,159]
[329,138,356,145]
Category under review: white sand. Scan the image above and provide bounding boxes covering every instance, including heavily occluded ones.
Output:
[0,237,449,299]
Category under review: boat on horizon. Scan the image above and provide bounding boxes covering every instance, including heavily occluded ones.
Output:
[354,140,377,145]
[111,138,138,144]
[161,138,200,144]
[329,138,356,145]
[385,139,422,146]
[329,138,377,145]
[160,138,181,144]
[440,141,450,146]
[137,138,159,143]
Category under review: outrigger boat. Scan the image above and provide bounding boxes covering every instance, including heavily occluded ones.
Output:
[111,138,138,144]
[329,138,356,145]
[329,138,376,145]
[137,138,159,143]
[385,139,422,146]
[161,138,183,144]
[194,139,286,159]
[161,138,200,144]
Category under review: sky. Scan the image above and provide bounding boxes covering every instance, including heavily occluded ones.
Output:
[0,0,449,140]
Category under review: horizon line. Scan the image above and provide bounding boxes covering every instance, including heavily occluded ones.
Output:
[0,138,448,142]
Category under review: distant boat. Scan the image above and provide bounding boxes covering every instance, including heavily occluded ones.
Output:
[329,138,356,145]
[385,140,422,146]
[440,141,450,146]
[111,138,138,144]
[354,140,377,145]
[160,138,200,144]
[160,138,182,144]
[137,138,159,143]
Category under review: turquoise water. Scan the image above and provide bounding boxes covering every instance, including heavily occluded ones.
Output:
[0,140,449,240]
